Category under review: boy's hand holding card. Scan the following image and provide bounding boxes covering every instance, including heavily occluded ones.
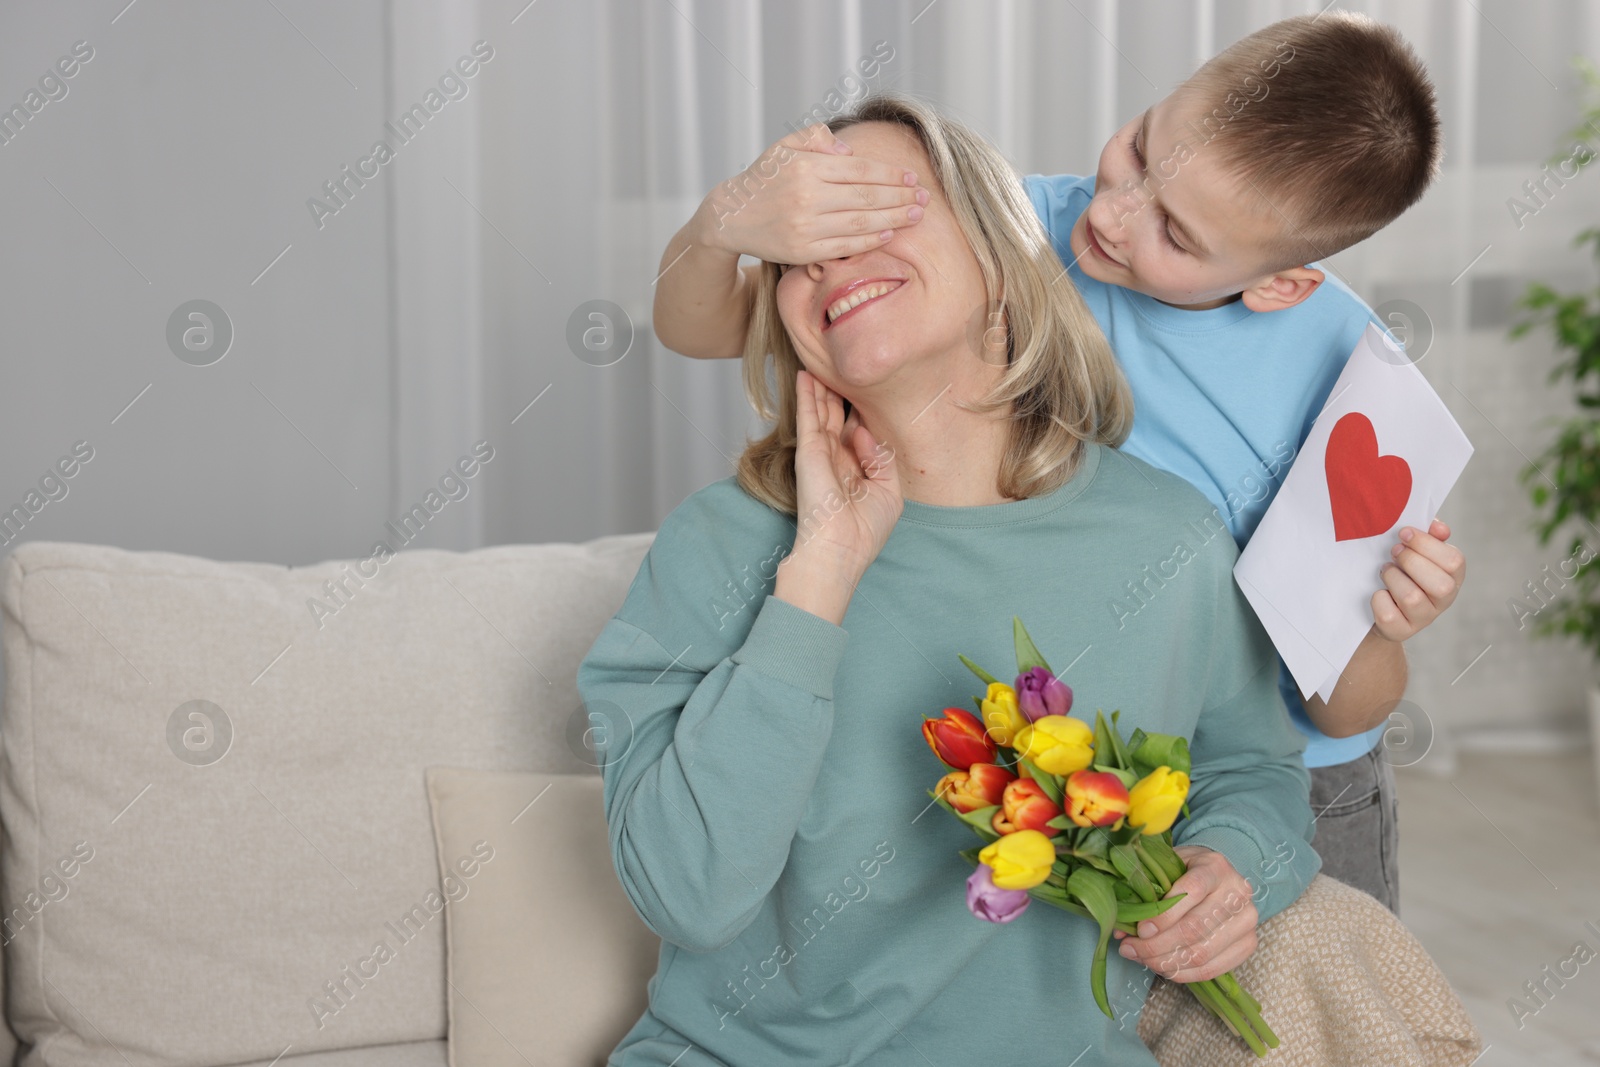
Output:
[1234,324,1474,701]
[1375,517,1466,645]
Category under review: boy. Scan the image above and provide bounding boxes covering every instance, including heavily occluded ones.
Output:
[648,12,1464,916]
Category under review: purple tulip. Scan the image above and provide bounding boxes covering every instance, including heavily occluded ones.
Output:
[966,864,1032,924]
[1015,667,1072,722]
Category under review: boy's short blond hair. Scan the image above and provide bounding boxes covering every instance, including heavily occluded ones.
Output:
[1183,11,1441,269]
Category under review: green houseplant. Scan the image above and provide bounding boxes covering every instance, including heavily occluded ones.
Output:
[1514,57,1600,787]
[1515,223,1600,639]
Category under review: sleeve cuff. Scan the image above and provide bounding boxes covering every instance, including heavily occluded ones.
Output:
[730,594,849,700]
[1176,817,1320,922]
[1174,820,1269,902]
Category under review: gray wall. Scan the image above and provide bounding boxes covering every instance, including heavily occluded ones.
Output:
[1,1,407,564]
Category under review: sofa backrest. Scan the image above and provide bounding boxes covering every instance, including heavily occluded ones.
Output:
[0,535,653,1066]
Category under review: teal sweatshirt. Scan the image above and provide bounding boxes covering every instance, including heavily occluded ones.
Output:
[577,442,1321,1066]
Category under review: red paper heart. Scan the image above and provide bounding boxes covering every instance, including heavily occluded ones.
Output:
[1326,413,1412,542]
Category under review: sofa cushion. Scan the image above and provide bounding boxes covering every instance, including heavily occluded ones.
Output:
[0,536,653,1066]
[425,768,657,1066]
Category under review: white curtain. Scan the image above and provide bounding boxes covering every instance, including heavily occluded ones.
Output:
[464,0,1600,739]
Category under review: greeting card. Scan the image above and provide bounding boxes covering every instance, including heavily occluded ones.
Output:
[1235,324,1474,701]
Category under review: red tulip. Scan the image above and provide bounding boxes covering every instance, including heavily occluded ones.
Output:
[936,762,1017,813]
[923,708,997,770]
[991,777,1063,837]
[1064,770,1131,829]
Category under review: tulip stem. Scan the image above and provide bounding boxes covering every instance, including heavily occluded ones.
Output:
[1216,973,1276,1048]
[1187,977,1272,1058]
[1192,979,1268,1057]
[1189,980,1239,1037]
[1216,971,1262,1014]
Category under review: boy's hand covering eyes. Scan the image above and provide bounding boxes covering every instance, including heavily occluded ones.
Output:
[692,123,929,266]
[1372,518,1466,642]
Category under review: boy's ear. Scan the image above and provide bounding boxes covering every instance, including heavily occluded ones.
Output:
[1240,267,1325,314]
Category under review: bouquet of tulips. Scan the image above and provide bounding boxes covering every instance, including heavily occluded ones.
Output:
[921,617,1279,1057]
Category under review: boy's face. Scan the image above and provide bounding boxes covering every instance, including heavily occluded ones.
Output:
[1067,91,1302,310]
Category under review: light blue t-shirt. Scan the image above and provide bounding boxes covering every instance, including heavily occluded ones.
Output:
[1023,172,1386,768]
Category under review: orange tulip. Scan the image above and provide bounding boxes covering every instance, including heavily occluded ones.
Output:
[936,762,1017,813]
[922,707,997,770]
[1064,770,1131,829]
[991,777,1064,837]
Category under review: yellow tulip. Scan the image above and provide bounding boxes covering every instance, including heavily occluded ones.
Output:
[980,683,1029,746]
[1127,766,1190,836]
[1012,715,1095,776]
[978,828,1055,890]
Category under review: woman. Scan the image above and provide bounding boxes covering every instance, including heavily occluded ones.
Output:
[576,94,1319,1066]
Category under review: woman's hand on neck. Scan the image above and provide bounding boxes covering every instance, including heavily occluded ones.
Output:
[773,370,904,625]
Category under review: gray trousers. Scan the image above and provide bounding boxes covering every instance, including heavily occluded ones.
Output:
[1308,747,1400,914]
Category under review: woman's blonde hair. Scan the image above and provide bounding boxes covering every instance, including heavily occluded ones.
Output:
[734,91,1133,517]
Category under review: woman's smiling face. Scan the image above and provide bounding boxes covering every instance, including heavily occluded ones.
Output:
[775,121,993,396]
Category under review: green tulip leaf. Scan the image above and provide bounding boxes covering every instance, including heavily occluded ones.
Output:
[1092,711,1115,767]
[955,804,1001,839]
[959,654,1001,687]
[1075,829,1110,860]
[1132,733,1191,776]
[1105,711,1132,768]
[1029,882,1145,936]
[1062,843,1120,876]
[1129,837,1173,895]
[1044,814,1075,830]
[1019,759,1064,804]
[1027,881,1075,906]
[1089,710,1131,771]
[1115,893,1185,923]
[1012,617,1053,674]
[1084,855,1122,877]
[1026,882,1092,920]
[1135,833,1188,886]
[1109,843,1158,903]
[1067,866,1120,1018]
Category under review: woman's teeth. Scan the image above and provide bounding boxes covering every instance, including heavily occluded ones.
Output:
[826,282,901,324]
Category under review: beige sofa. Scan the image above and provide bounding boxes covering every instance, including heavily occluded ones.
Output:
[0,537,1483,1067]
[0,536,655,1066]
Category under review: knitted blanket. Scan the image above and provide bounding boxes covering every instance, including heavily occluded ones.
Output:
[1137,874,1483,1066]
